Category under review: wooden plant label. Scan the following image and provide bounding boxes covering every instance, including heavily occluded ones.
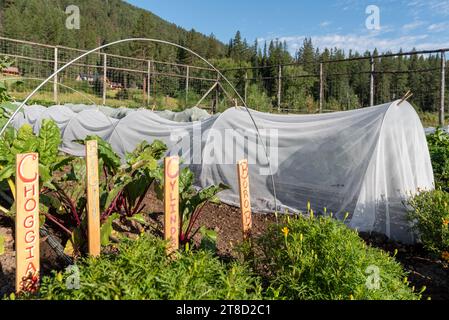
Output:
[164,156,180,254]
[86,140,101,257]
[15,153,40,293]
[237,159,252,240]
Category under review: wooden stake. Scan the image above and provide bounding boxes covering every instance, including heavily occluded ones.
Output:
[15,153,40,293]
[237,159,252,240]
[398,90,413,106]
[86,140,101,257]
[164,156,180,254]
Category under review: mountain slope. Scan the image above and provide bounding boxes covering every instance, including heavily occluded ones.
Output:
[0,0,226,61]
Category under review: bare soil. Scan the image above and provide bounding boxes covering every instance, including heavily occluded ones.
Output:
[360,232,449,300]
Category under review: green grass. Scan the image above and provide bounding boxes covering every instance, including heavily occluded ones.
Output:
[418,111,449,128]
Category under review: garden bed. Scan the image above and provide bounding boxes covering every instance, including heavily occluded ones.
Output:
[1,188,448,300]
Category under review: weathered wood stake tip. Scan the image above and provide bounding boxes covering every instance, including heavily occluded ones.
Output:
[15,153,40,293]
[86,140,101,257]
[237,159,252,240]
[164,156,180,254]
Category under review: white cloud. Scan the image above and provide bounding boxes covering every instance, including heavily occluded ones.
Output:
[428,22,449,32]
[320,21,331,27]
[402,20,426,32]
[272,33,449,54]
[407,0,449,17]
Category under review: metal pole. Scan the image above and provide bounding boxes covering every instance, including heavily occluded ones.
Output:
[185,65,190,105]
[53,47,58,103]
[277,65,282,112]
[370,55,375,107]
[147,60,151,105]
[319,62,323,113]
[214,72,219,114]
[244,71,248,104]
[103,53,107,105]
[440,51,446,127]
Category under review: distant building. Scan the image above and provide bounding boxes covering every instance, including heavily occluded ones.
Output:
[75,73,123,89]
[2,66,20,76]
[75,73,95,82]
[110,82,123,89]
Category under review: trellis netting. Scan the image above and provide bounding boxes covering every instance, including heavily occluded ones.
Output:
[5,100,434,243]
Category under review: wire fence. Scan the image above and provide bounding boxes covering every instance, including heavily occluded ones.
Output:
[0,36,219,110]
[224,49,448,125]
[0,36,448,126]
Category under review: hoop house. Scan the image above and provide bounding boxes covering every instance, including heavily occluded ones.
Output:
[8,99,434,243]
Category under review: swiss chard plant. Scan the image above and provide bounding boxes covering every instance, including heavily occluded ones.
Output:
[47,136,168,254]
[156,166,229,250]
[0,112,169,256]
[0,119,72,219]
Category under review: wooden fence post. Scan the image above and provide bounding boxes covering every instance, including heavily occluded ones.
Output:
[277,65,282,112]
[15,153,40,293]
[185,65,190,105]
[53,46,58,104]
[370,55,375,107]
[103,53,107,106]
[147,60,152,106]
[319,62,324,113]
[237,159,252,240]
[86,140,101,257]
[440,51,446,127]
[164,156,180,254]
[244,71,248,104]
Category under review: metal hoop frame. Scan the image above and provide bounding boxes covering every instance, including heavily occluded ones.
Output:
[0,38,279,214]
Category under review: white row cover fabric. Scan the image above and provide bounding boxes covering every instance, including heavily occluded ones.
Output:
[10,101,434,243]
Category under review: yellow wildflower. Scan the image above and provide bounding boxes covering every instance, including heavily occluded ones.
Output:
[442,251,449,262]
[281,227,289,238]
[443,219,449,227]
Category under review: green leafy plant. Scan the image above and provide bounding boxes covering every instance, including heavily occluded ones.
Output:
[256,215,421,300]
[427,128,449,190]
[48,136,168,253]
[407,189,449,258]
[18,234,263,300]
[0,120,71,219]
[156,167,228,249]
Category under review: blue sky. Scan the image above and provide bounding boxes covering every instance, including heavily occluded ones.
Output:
[126,0,449,54]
